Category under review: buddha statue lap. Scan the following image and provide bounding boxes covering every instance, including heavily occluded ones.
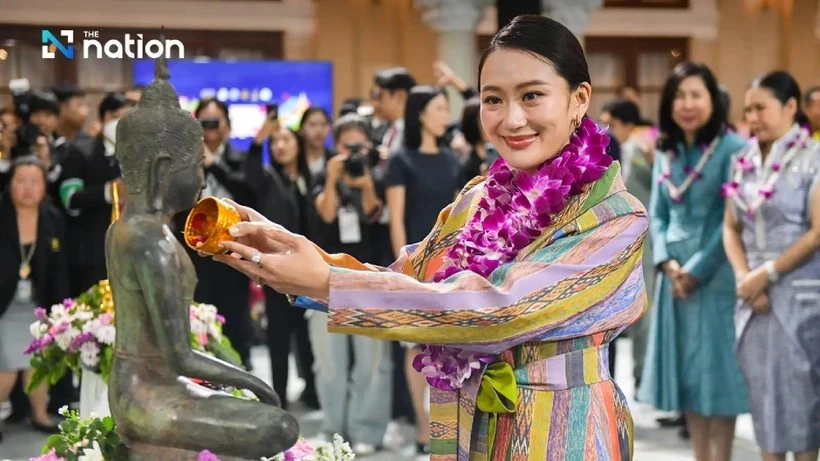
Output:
[105,56,299,460]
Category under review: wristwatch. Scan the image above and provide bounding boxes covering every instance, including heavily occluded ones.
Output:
[764,261,780,283]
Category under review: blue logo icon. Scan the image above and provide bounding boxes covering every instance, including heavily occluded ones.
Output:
[41,30,74,59]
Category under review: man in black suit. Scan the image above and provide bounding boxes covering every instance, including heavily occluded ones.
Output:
[58,92,130,296]
[173,98,256,368]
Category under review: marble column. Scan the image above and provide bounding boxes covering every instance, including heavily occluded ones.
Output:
[541,0,603,38]
[415,0,492,120]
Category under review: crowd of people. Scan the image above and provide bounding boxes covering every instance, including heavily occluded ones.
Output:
[0,17,819,461]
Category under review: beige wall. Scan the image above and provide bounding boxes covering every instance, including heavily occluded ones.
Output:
[308,0,439,115]
[691,0,820,121]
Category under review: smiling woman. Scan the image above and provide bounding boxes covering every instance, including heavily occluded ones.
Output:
[209,15,649,461]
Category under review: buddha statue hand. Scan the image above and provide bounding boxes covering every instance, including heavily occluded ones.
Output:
[186,350,283,407]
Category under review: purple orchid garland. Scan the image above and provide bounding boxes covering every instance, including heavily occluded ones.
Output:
[412,117,613,391]
[721,126,812,218]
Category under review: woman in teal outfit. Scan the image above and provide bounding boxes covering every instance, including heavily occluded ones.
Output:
[638,62,749,461]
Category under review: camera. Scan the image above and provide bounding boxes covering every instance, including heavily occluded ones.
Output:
[200,118,220,130]
[343,142,368,177]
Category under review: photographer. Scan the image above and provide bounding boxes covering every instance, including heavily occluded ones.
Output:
[308,114,390,455]
[245,114,317,410]
[6,92,63,202]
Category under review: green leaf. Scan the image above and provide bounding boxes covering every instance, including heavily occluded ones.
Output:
[99,347,114,382]
[103,416,115,432]
[26,364,49,393]
[208,336,243,367]
[43,434,64,452]
[50,438,71,457]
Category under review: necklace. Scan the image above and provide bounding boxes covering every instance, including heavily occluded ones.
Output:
[657,134,722,203]
[19,240,36,280]
[415,117,614,391]
[722,126,811,217]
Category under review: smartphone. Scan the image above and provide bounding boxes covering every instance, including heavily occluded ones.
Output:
[266,103,279,119]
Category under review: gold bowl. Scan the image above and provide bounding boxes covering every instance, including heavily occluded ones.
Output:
[184,197,241,255]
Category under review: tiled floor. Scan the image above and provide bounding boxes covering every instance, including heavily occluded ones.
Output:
[0,339,760,461]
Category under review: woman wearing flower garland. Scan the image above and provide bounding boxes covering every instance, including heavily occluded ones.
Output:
[210,15,648,459]
[723,71,820,461]
[637,62,749,461]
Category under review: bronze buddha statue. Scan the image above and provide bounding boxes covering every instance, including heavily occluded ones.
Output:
[105,56,299,460]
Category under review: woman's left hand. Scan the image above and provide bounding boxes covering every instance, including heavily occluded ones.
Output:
[736,266,769,304]
[213,228,331,299]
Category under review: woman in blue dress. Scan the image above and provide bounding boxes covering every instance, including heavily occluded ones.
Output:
[638,62,749,461]
[723,71,820,461]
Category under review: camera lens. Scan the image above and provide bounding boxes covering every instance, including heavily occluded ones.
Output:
[344,153,366,177]
[199,118,220,130]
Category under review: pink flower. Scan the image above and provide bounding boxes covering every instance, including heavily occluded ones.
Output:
[30,448,66,461]
[99,313,114,325]
[771,162,781,172]
[197,333,209,346]
[198,450,220,461]
[736,157,754,172]
[34,307,48,321]
[215,314,226,324]
[283,438,316,461]
[759,185,774,199]
[48,322,69,336]
[721,182,740,198]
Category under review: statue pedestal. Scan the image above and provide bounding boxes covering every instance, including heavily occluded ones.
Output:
[79,370,111,418]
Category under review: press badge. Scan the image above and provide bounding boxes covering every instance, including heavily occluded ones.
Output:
[15,279,33,303]
[338,206,362,244]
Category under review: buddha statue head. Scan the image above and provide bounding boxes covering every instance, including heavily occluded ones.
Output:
[116,54,205,215]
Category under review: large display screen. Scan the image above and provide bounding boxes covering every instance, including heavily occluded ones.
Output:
[132,59,333,152]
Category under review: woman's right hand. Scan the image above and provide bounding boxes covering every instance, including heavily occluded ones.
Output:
[749,291,771,314]
[253,113,279,144]
[197,200,288,256]
[326,154,346,181]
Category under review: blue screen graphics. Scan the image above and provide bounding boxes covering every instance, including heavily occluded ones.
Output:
[132,59,333,152]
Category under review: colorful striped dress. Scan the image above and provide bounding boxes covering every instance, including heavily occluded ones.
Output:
[300,164,648,460]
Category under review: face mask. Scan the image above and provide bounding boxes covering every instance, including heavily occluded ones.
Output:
[103,119,118,155]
